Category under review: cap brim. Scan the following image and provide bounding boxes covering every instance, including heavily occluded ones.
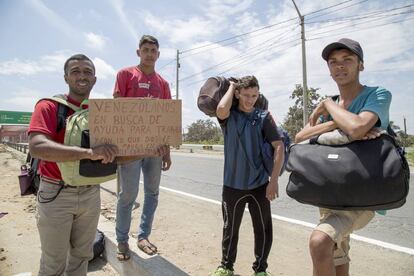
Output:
[322,42,352,61]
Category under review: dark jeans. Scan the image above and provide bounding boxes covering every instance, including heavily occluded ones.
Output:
[220,184,273,272]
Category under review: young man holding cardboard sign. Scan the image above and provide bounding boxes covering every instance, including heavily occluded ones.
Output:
[29,54,118,275]
[113,35,172,260]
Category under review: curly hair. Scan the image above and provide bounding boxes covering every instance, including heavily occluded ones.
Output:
[237,75,259,90]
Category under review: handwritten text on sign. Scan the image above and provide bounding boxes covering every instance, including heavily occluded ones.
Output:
[89,98,182,156]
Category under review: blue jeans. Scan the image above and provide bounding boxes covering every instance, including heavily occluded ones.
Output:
[116,157,162,243]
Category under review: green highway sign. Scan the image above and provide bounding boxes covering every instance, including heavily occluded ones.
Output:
[0,110,32,125]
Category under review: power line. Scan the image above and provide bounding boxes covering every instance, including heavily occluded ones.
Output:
[179,0,372,57]
[304,6,414,37]
[180,17,297,54]
[177,1,413,91]
[179,2,376,85]
[306,4,414,24]
[304,0,354,16]
[183,39,301,87]
[306,9,414,38]
[179,26,299,82]
[157,58,176,72]
[180,35,299,83]
[217,43,300,76]
[179,1,369,55]
[307,15,414,41]
[213,40,301,77]
[180,20,297,59]
[306,0,370,20]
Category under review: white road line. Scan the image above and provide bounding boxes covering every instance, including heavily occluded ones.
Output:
[160,186,414,256]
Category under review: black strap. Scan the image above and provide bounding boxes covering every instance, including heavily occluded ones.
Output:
[56,103,69,133]
[387,125,397,137]
[37,184,64,203]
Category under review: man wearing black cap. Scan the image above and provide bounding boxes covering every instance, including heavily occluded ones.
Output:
[295,38,392,275]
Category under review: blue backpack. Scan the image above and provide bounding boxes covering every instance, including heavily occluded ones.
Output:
[261,125,291,176]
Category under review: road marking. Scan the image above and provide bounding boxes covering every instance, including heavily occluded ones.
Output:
[160,186,414,256]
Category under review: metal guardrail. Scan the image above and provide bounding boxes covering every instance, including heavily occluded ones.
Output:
[179,144,224,152]
[4,142,29,154]
[2,142,224,154]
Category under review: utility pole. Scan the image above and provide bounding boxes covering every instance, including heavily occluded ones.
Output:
[176,49,180,100]
[292,0,309,127]
[404,116,407,135]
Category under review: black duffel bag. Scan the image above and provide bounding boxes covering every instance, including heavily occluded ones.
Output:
[197,76,268,117]
[286,134,410,210]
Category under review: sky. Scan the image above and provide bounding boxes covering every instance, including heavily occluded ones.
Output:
[1,0,414,133]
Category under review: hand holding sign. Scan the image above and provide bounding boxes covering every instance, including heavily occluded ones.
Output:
[89,98,182,156]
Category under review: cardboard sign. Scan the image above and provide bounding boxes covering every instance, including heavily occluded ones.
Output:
[89,98,182,156]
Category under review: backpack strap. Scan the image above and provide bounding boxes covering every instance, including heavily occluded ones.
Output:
[387,124,397,137]
[48,94,81,112]
[56,103,69,133]
[39,94,81,132]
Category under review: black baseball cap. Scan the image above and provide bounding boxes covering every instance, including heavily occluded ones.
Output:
[322,38,363,62]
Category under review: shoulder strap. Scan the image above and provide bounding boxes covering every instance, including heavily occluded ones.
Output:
[56,103,69,133]
[232,111,263,170]
[387,125,397,137]
[38,94,81,132]
[260,110,270,142]
[48,94,80,112]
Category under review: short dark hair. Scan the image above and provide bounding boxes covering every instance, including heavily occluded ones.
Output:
[139,35,159,48]
[64,54,95,75]
[237,75,260,90]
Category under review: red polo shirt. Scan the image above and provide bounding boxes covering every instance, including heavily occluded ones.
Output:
[28,95,81,181]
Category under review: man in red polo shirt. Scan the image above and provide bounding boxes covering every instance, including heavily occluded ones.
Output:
[114,35,172,260]
[29,54,118,275]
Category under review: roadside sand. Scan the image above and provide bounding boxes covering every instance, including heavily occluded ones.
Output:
[0,145,117,276]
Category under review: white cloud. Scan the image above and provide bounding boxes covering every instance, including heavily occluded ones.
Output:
[0,59,42,75]
[0,88,44,112]
[0,53,67,75]
[108,0,140,43]
[159,47,178,60]
[85,33,107,51]
[0,54,116,81]
[144,14,215,45]
[29,0,111,51]
[205,0,254,22]
[4,0,414,132]
[90,90,113,99]
[92,58,116,79]
[29,0,76,37]
[173,0,414,129]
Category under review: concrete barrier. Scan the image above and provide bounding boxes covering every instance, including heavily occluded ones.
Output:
[180,144,223,152]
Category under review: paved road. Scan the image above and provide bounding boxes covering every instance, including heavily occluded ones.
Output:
[162,152,414,249]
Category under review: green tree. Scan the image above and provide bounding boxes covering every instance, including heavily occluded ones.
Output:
[388,121,414,147]
[281,84,324,139]
[186,119,222,144]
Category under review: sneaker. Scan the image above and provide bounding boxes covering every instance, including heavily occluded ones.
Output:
[254,272,270,276]
[211,266,234,276]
